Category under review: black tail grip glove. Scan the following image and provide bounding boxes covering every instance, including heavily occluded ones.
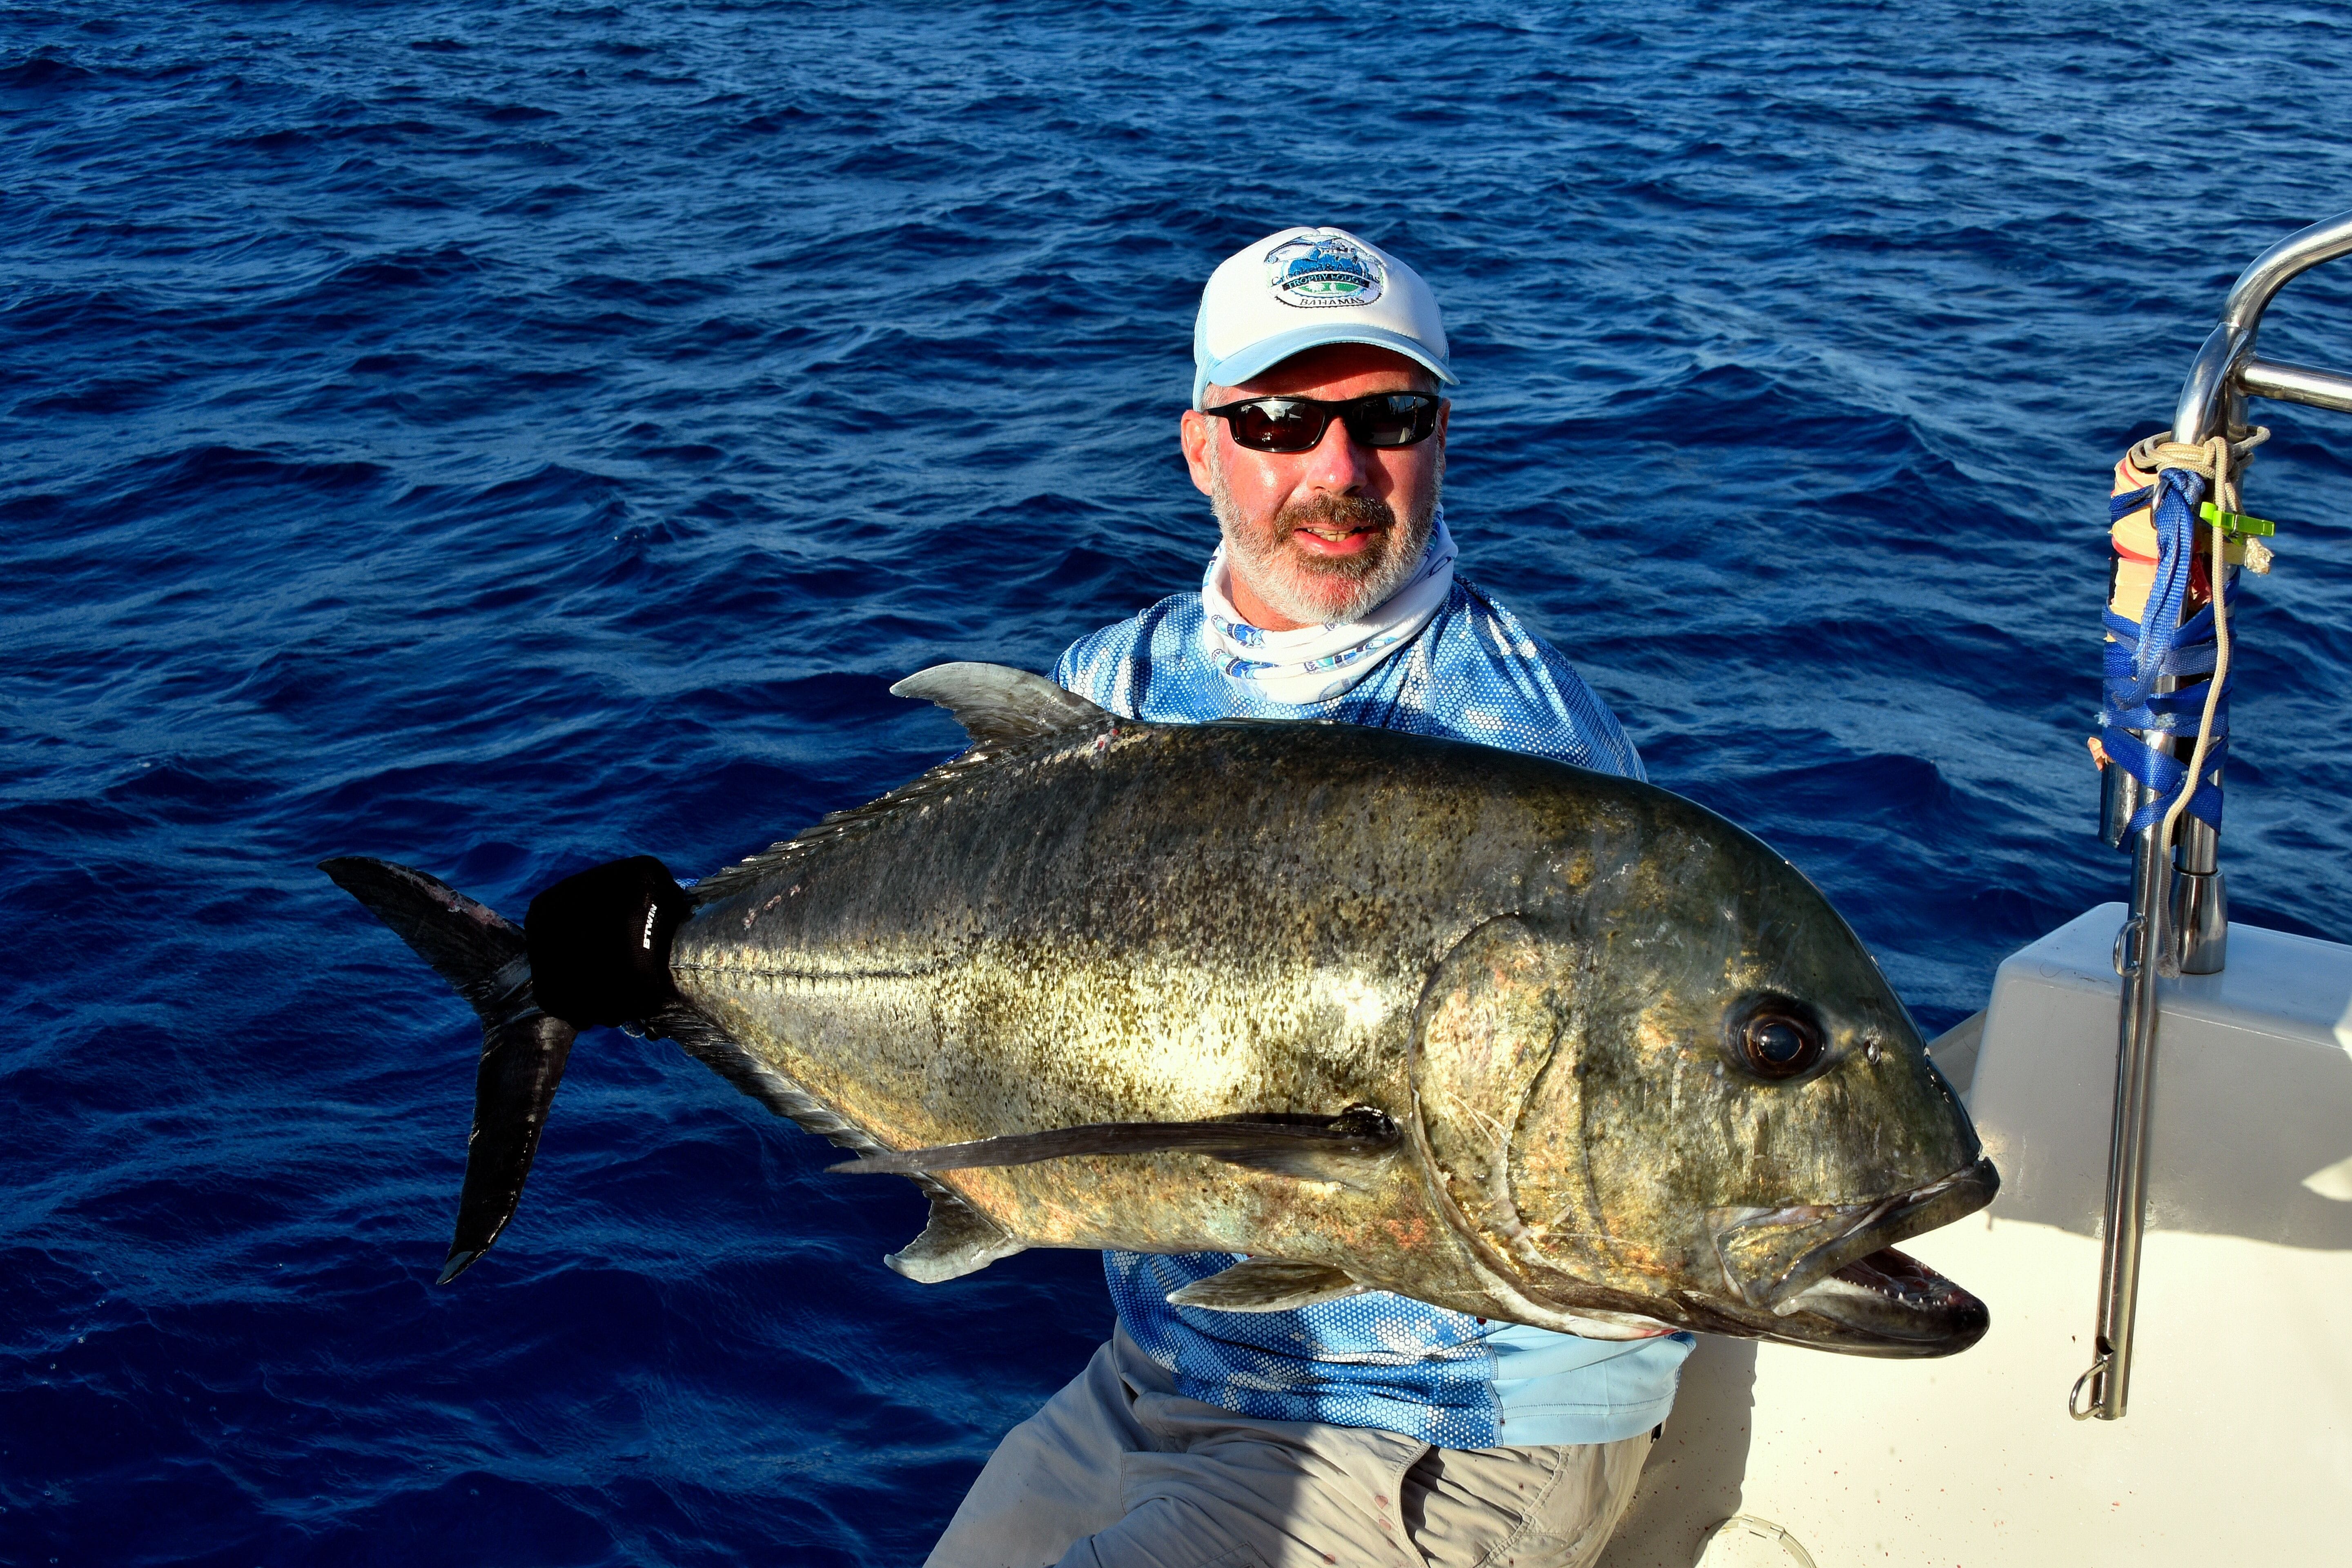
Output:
[526,855,690,1028]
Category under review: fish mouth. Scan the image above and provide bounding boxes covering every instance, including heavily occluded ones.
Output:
[1766,1245,1991,1356]
[1706,1156,1999,1315]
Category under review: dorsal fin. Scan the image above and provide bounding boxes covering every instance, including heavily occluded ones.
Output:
[689,666,1118,905]
[889,662,1113,748]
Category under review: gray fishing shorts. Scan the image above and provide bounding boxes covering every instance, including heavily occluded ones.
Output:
[924,1326,1648,1568]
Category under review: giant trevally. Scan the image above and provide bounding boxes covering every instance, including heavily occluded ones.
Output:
[325,663,1995,1355]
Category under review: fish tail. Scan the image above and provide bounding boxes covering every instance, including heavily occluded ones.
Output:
[319,854,687,1282]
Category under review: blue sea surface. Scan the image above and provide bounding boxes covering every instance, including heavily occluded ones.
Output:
[5,3,2352,1563]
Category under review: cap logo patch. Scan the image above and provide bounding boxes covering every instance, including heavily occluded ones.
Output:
[1263,231,1385,309]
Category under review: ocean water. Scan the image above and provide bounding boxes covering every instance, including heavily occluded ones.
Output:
[5,3,2351,1563]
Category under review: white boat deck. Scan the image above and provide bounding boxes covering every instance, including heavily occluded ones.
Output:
[1599,905,2352,1567]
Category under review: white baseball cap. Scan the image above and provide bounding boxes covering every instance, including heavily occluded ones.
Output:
[1191,225,1456,410]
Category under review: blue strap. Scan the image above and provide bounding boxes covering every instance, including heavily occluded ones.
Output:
[2100,465,2234,833]
[2101,723,2228,831]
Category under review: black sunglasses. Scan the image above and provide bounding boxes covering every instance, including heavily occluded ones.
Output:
[1200,391,1443,454]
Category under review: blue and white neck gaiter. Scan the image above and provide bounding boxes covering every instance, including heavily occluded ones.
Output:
[1200,511,1458,703]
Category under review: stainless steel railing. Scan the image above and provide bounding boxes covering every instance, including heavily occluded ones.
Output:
[2077,209,2352,1421]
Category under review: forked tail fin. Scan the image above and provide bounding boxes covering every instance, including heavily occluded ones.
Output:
[321,857,578,1283]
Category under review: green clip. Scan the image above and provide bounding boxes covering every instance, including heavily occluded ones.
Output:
[2199,501,2277,538]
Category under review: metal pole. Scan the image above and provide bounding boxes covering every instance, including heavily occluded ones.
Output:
[2081,828,2167,1418]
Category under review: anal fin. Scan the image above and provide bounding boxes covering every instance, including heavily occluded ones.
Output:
[886,1188,1027,1284]
[1165,1258,1372,1313]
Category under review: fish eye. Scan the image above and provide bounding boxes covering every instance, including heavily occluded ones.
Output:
[1733,1002,1825,1080]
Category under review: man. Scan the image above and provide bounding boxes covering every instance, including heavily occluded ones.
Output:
[927,227,1690,1568]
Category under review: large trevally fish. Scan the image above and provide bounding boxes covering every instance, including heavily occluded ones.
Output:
[327,663,1995,1356]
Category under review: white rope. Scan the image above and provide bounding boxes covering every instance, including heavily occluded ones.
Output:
[2160,441,2231,863]
[2124,428,2265,896]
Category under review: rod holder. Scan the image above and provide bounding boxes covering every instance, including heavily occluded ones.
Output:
[2172,867,2228,974]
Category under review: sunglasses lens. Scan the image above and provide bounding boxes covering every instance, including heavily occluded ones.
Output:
[1215,394,1436,451]
[1346,394,1438,448]
[1227,399,1325,452]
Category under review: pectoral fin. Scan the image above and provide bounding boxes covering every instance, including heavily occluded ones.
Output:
[1165,1258,1372,1313]
[826,1108,1400,1191]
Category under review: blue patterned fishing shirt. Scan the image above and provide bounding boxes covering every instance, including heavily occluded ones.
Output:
[1054,571,1695,1449]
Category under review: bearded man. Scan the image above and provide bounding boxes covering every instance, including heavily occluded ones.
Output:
[925,227,1690,1568]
